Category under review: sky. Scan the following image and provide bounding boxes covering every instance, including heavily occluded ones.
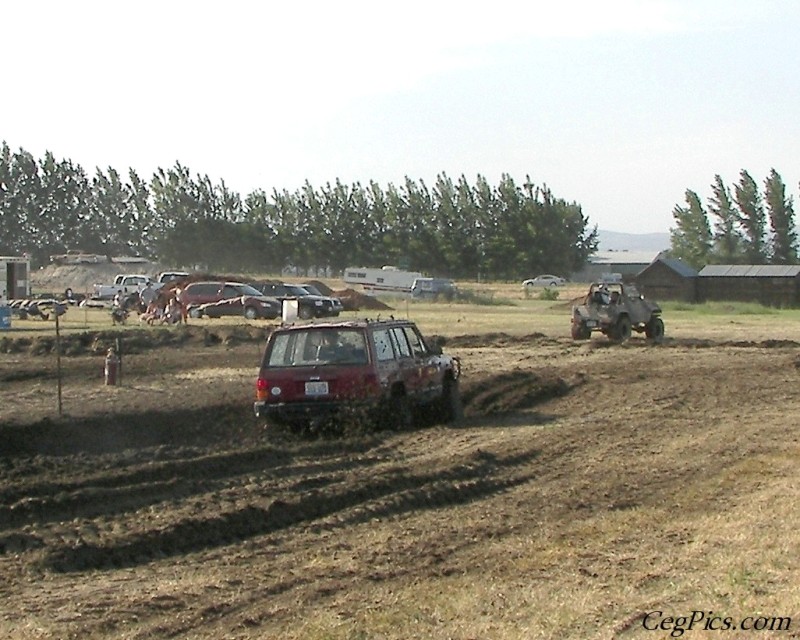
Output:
[3,0,800,235]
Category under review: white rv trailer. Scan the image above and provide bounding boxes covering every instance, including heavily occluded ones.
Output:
[343,265,424,295]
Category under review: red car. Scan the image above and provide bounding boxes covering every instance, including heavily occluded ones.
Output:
[176,281,281,320]
[254,319,461,432]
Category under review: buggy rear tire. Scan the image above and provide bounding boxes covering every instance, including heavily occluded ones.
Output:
[645,316,665,343]
[571,321,591,340]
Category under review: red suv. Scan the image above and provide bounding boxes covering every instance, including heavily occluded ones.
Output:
[254,319,461,432]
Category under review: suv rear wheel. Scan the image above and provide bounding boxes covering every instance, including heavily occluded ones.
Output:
[382,392,413,430]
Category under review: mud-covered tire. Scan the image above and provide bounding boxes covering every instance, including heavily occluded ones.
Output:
[613,316,632,342]
[382,393,413,431]
[645,316,665,343]
[438,377,464,425]
[571,321,591,340]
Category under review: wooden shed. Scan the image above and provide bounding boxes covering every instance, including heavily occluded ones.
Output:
[635,257,698,302]
[696,265,800,307]
[1,255,31,299]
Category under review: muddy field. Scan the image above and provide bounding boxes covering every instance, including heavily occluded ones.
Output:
[2,323,800,639]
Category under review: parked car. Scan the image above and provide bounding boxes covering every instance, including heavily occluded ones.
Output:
[254,318,462,433]
[248,282,343,319]
[410,277,458,300]
[523,274,566,288]
[176,281,281,320]
[200,295,281,320]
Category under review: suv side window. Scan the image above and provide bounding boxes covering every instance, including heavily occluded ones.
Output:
[372,328,395,362]
[258,284,282,296]
[189,283,216,296]
[221,285,240,299]
[403,326,427,356]
[390,327,411,358]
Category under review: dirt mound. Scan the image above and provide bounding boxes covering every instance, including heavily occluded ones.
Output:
[461,369,578,416]
[332,288,393,311]
[31,263,129,295]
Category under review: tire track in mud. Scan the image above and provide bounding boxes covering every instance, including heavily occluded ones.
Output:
[40,447,541,572]
[0,441,387,531]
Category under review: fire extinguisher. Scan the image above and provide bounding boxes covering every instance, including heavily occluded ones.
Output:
[104,347,120,386]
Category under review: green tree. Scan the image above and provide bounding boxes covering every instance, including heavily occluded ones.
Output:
[670,189,712,269]
[733,169,767,264]
[0,142,21,255]
[708,174,743,263]
[764,168,798,264]
[90,167,139,257]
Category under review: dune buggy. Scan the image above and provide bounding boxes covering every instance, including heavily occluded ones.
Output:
[571,282,664,343]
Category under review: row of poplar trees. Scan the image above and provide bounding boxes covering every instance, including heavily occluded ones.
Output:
[0,141,598,280]
[670,169,798,269]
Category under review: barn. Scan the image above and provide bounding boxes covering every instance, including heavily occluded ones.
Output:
[635,257,697,302]
[696,265,800,307]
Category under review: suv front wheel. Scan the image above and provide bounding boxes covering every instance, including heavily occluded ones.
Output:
[244,306,258,320]
[438,377,463,425]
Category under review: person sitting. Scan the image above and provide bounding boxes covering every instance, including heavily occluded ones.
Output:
[315,332,344,362]
[592,287,611,305]
[164,296,183,324]
[140,300,164,325]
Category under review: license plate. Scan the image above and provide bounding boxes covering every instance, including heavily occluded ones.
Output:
[586,320,597,328]
[305,381,329,396]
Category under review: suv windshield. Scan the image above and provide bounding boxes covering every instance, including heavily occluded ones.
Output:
[284,284,311,296]
[300,284,323,296]
[268,328,368,366]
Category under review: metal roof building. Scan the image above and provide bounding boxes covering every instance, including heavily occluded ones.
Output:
[697,264,800,306]
[698,265,800,278]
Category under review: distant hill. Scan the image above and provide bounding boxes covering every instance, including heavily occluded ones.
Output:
[597,229,670,253]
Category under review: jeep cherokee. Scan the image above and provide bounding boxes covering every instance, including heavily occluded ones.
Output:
[254,319,461,432]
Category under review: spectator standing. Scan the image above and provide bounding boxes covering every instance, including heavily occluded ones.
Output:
[140,282,157,310]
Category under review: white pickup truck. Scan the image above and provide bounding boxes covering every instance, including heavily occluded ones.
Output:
[92,274,154,301]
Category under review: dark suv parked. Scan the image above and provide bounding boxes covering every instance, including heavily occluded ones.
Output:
[176,281,281,319]
[254,319,461,432]
[248,282,343,319]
